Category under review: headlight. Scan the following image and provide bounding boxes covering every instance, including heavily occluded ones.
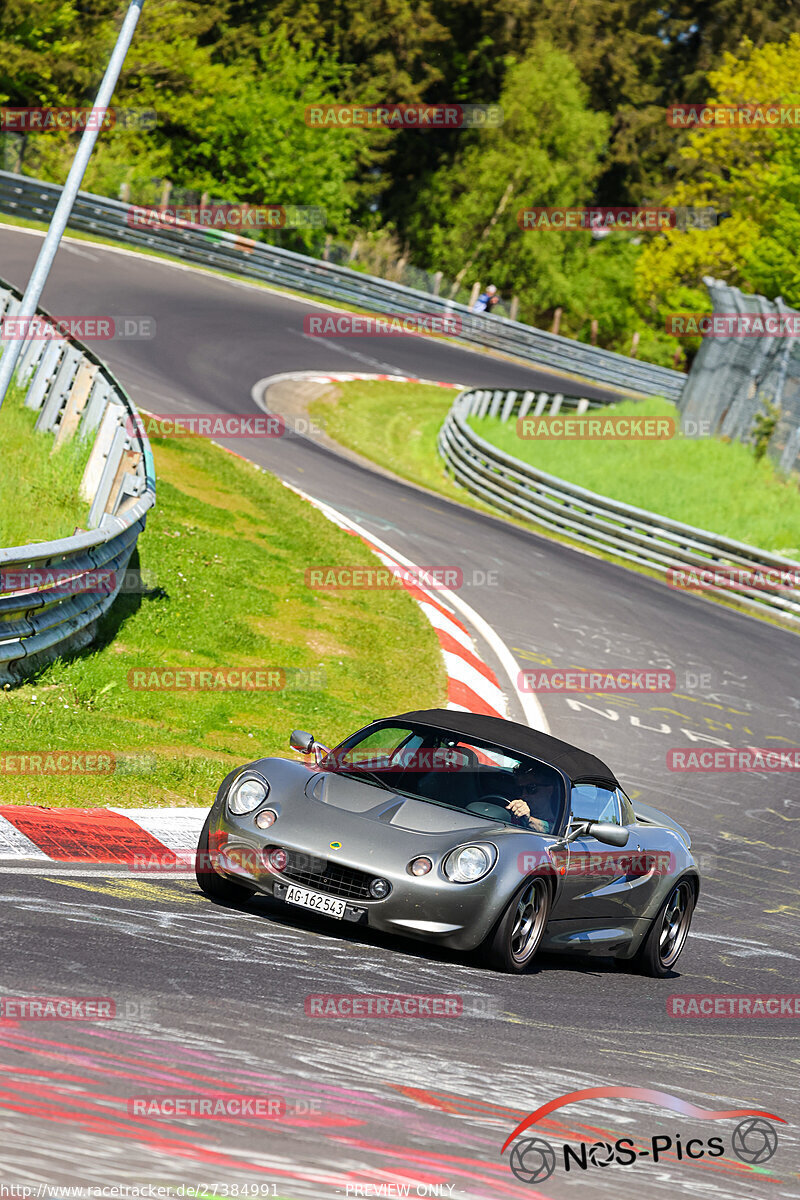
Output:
[444,844,496,883]
[227,775,269,815]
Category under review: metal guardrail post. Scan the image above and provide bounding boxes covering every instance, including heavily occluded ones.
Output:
[81,376,114,438]
[35,344,83,431]
[87,418,129,527]
[17,335,47,385]
[25,340,66,409]
[0,275,156,684]
[0,0,146,410]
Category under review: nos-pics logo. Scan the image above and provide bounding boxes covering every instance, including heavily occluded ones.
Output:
[502,1086,784,1184]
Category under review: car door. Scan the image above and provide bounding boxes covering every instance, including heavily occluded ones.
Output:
[550,784,646,927]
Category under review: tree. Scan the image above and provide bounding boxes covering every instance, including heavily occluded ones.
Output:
[402,43,611,329]
[12,3,358,245]
[635,33,800,334]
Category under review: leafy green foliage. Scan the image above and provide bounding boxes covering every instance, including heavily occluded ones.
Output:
[5,2,800,357]
[636,34,800,319]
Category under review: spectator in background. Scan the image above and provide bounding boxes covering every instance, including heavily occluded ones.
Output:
[472,283,499,314]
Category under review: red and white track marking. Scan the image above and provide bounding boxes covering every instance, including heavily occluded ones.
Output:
[0,372,546,861]
[302,372,464,388]
[0,805,204,863]
[291,490,510,720]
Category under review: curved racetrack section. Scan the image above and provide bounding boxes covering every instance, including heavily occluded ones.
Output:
[1,226,798,1196]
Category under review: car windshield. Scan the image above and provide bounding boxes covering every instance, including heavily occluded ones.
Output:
[323,722,566,832]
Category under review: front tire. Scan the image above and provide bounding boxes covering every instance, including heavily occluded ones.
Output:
[195,812,255,904]
[634,879,695,977]
[484,877,551,973]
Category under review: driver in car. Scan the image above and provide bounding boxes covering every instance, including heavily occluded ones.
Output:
[506,771,555,833]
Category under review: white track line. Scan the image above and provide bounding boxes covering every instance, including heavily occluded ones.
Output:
[293,491,549,733]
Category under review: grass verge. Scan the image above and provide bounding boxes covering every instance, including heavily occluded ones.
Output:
[309,381,800,559]
[310,383,800,559]
[309,380,499,513]
[0,431,446,807]
[471,396,800,556]
[0,381,93,545]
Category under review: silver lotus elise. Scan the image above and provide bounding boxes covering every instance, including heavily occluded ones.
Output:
[195,709,699,975]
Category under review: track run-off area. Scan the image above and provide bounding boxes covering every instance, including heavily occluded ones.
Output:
[0,224,798,1199]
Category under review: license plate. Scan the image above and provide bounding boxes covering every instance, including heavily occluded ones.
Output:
[284,884,346,919]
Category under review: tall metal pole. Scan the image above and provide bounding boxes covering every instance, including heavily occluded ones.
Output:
[0,0,145,410]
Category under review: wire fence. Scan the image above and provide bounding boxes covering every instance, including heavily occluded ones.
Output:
[678,276,800,474]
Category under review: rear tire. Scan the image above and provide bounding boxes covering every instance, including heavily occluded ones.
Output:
[195,812,255,904]
[484,877,551,973]
[634,879,695,977]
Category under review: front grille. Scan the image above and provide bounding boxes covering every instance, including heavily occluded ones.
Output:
[275,848,379,900]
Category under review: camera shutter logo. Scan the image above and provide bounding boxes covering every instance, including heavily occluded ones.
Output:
[731,1118,779,1164]
[509,1137,556,1183]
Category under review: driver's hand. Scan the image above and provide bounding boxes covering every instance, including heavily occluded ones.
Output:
[506,799,530,819]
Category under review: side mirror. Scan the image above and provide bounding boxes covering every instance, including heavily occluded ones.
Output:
[290,729,315,753]
[586,821,629,847]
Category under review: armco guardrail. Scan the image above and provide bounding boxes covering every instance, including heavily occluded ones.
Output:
[0,278,156,684]
[0,169,686,400]
[439,387,800,626]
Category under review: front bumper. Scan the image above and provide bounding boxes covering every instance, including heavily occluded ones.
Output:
[210,801,511,953]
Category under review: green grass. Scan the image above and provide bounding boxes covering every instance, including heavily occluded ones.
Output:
[309,380,494,507]
[311,383,800,560]
[0,431,446,807]
[471,396,800,556]
[0,381,93,545]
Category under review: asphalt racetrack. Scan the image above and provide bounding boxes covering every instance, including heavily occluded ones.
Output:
[1,226,798,1199]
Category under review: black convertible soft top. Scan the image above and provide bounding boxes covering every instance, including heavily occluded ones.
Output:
[389,708,619,789]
